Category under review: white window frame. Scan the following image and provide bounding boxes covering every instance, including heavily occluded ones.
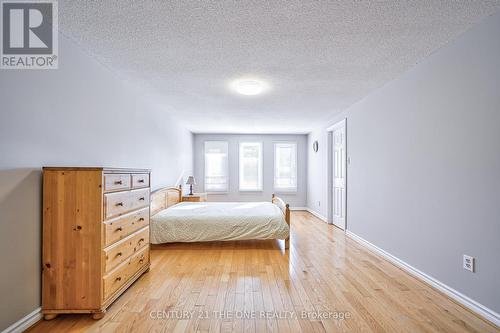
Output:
[238,141,263,191]
[204,141,229,193]
[273,142,298,193]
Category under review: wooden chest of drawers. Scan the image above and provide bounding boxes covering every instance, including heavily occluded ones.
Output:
[42,167,151,320]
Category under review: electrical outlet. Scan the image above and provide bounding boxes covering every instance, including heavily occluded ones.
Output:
[463,255,475,272]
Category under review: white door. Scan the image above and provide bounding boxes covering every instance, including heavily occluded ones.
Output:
[332,120,346,230]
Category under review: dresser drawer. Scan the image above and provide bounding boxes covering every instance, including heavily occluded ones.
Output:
[103,245,149,301]
[104,227,149,273]
[104,174,131,192]
[104,188,150,220]
[132,174,149,189]
[104,207,150,247]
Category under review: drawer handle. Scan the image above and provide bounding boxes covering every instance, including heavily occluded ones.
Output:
[116,202,124,207]
[138,238,145,243]
[138,179,145,183]
[139,258,144,264]
[116,252,123,257]
[138,218,145,222]
[115,277,122,282]
[116,227,123,231]
[114,180,123,185]
[139,197,145,201]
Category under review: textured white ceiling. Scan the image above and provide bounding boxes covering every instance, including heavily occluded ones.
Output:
[59,1,500,133]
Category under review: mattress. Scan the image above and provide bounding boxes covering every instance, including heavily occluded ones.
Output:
[150,201,290,244]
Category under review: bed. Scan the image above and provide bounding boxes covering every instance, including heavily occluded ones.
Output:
[149,186,290,249]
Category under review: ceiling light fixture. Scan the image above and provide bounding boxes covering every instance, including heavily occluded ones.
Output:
[231,79,268,96]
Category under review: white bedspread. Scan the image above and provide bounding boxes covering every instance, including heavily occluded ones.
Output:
[150,202,289,244]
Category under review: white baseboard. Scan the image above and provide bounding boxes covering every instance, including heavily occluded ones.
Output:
[346,230,500,328]
[304,208,328,223]
[289,206,308,211]
[1,307,41,333]
[277,207,329,224]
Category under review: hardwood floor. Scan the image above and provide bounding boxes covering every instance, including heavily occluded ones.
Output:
[28,211,498,333]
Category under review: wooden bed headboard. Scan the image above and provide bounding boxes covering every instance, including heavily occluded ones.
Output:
[150,185,182,216]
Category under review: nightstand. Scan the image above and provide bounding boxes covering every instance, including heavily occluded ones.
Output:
[182,193,207,202]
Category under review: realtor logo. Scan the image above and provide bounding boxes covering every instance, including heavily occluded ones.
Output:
[1,0,58,69]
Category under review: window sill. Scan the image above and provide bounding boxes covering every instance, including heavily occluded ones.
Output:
[273,190,298,194]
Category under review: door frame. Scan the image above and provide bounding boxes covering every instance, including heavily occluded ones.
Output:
[327,118,347,231]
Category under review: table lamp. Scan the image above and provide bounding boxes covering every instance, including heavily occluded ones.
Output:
[186,176,196,195]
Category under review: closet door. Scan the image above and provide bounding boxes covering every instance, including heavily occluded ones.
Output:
[332,120,346,230]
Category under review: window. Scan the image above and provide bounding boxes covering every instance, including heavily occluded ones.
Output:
[204,141,229,192]
[239,142,263,191]
[274,142,297,192]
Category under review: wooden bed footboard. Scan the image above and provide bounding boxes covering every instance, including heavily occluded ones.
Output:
[272,194,290,249]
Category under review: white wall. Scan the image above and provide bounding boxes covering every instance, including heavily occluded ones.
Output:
[307,11,500,315]
[193,134,307,208]
[0,34,193,331]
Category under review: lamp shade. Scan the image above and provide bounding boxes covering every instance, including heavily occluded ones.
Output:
[186,176,196,185]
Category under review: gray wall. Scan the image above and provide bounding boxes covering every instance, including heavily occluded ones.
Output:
[193,134,307,207]
[0,34,193,331]
[308,11,500,313]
